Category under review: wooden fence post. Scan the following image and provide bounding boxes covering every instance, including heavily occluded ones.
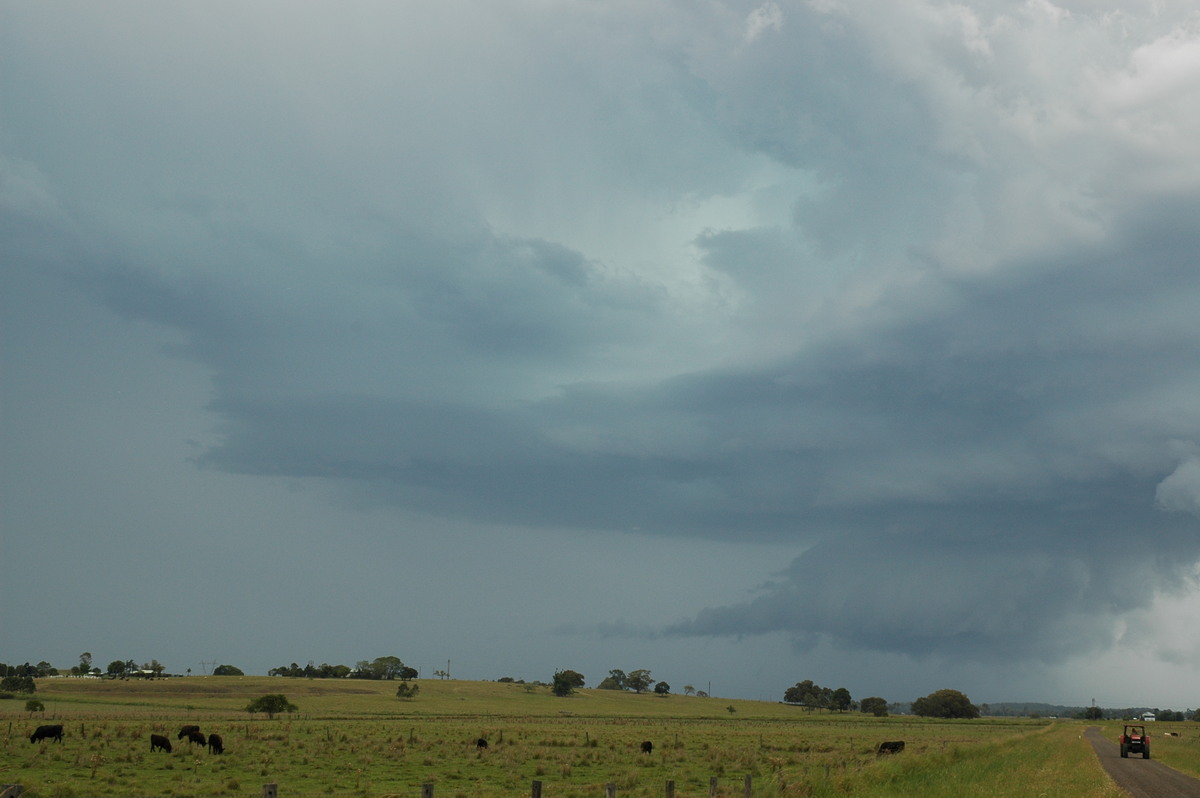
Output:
[531,779,542,798]
[422,784,435,798]
[709,776,718,797]
[743,774,752,798]
[665,779,675,798]
[261,784,277,798]
[605,782,617,798]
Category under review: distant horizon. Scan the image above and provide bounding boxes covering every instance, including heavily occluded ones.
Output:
[10,659,1195,715]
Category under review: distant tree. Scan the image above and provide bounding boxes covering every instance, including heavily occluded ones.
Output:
[912,689,980,719]
[598,669,628,690]
[695,690,709,698]
[654,681,671,696]
[246,694,298,719]
[213,664,244,676]
[433,669,449,680]
[395,682,420,700]
[626,669,654,694]
[830,687,853,712]
[355,656,411,680]
[552,669,586,697]
[72,652,93,676]
[784,680,831,710]
[1083,706,1104,720]
[0,676,36,694]
[683,685,695,696]
[106,660,126,678]
[25,699,45,715]
[860,697,888,717]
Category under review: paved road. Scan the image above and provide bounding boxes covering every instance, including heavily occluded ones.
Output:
[1085,727,1200,797]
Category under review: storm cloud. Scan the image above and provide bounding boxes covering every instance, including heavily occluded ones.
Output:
[4,1,1200,704]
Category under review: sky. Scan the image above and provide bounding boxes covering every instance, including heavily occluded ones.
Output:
[3,0,1200,710]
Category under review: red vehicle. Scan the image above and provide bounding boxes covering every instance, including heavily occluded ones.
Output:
[1119,725,1150,759]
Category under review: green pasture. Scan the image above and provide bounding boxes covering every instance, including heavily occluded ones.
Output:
[0,677,1157,797]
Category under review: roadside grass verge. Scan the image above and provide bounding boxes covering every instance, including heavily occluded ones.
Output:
[821,722,1125,798]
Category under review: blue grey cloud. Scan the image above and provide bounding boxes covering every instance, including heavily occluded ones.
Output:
[4,0,1200,704]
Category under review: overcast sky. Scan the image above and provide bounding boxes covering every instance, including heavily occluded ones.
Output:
[4,0,1200,709]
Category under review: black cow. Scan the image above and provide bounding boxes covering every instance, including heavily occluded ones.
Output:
[185,730,206,746]
[30,724,64,744]
[641,740,653,754]
[208,733,224,754]
[476,737,488,750]
[876,741,905,756]
[177,724,201,740]
[151,734,173,753]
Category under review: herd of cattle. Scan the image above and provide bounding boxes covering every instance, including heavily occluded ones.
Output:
[30,724,651,757]
[28,723,224,754]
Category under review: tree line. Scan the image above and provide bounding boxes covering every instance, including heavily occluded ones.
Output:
[268,656,417,681]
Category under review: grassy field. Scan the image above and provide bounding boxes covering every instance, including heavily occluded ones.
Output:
[0,677,1156,797]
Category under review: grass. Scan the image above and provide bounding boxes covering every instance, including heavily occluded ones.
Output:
[0,677,1156,797]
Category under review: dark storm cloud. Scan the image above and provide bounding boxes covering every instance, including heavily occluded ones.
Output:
[5,0,1200,697]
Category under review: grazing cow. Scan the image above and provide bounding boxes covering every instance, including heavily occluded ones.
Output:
[185,730,206,746]
[151,734,173,753]
[876,741,905,756]
[30,724,64,744]
[641,740,653,754]
[177,725,201,740]
[208,733,224,754]
[476,737,488,750]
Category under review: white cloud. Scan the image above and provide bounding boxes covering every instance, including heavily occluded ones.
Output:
[745,2,784,43]
[1157,458,1200,518]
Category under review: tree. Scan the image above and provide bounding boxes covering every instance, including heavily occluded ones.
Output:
[683,685,695,696]
[784,680,831,710]
[357,656,411,680]
[654,681,671,696]
[107,660,127,678]
[0,676,36,694]
[245,694,298,719]
[626,669,654,694]
[1083,706,1103,720]
[213,664,244,676]
[912,689,980,719]
[860,697,888,717]
[830,687,853,712]
[552,669,585,697]
[72,652,93,676]
[25,699,45,716]
[395,682,420,699]
[598,669,628,690]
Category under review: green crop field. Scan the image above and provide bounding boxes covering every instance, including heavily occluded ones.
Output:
[0,677,1143,797]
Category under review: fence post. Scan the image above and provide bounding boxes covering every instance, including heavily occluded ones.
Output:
[261,785,277,798]
[1,785,25,798]
[665,779,675,798]
[422,784,435,798]
[709,776,718,797]
[743,774,752,798]
[531,780,542,798]
[606,782,617,798]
